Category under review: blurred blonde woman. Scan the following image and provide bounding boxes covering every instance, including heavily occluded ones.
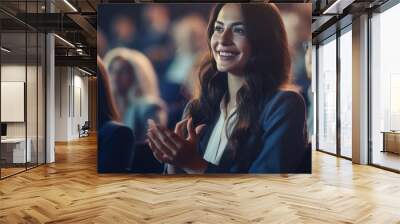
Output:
[104,48,167,142]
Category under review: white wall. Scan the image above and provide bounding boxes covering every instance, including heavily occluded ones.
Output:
[54,67,89,141]
[1,65,37,138]
[1,64,46,164]
[55,67,69,141]
[1,65,26,81]
[1,65,26,142]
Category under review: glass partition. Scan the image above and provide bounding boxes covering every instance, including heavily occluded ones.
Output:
[339,28,352,158]
[0,1,46,179]
[317,36,337,154]
[1,30,28,178]
[371,3,400,171]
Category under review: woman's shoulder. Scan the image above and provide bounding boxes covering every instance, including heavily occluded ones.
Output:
[265,89,305,107]
[273,88,304,100]
[260,89,306,120]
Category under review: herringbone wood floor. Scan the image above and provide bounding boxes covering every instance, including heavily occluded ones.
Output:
[1,135,400,223]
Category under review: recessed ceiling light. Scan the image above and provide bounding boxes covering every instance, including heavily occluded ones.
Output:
[1,47,11,53]
[78,67,93,76]
[322,0,355,15]
[63,0,78,12]
[54,34,75,48]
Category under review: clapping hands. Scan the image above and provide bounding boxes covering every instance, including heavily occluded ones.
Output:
[147,118,207,173]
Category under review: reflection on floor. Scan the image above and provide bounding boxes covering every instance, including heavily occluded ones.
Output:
[372,150,400,171]
[0,163,41,178]
[0,167,25,178]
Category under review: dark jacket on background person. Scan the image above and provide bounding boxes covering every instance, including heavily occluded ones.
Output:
[97,62,136,173]
[98,121,135,173]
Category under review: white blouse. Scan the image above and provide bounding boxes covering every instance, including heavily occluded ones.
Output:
[203,102,237,165]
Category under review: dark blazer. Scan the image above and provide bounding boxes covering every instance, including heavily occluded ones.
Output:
[98,121,135,173]
[193,90,311,173]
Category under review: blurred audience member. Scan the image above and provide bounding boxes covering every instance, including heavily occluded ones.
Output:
[305,43,313,140]
[98,56,121,129]
[166,14,207,85]
[110,15,138,49]
[97,29,109,59]
[280,5,312,114]
[163,14,208,128]
[104,48,167,142]
[140,5,174,80]
[97,56,136,172]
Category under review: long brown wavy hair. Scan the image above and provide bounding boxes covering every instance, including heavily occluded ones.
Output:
[187,3,291,161]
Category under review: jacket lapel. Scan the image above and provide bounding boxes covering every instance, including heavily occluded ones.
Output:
[198,119,216,156]
[197,112,235,170]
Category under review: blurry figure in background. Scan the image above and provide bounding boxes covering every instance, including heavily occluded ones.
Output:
[97,56,136,172]
[140,5,174,81]
[97,56,121,131]
[163,14,208,128]
[97,29,109,59]
[304,43,313,141]
[166,14,208,85]
[110,15,138,49]
[280,5,312,136]
[104,48,167,143]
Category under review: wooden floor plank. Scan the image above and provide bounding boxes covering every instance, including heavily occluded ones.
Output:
[0,135,400,223]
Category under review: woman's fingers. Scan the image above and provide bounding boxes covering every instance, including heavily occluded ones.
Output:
[147,119,157,129]
[195,124,206,135]
[153,126,180,151]
[163,127,186,149]
[148,137,169,163]
[186,118,206,140]
[174,118,188,137]
[173,120,181,135]
[187,118,196,140]
[149,123,186,150]
[148,131,175,159]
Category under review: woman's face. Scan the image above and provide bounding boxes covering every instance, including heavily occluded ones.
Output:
[109,59,134,94]
[210,4,251,76]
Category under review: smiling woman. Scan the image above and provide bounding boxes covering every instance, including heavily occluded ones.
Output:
[211,4,251,76]
[147,3,311,174]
